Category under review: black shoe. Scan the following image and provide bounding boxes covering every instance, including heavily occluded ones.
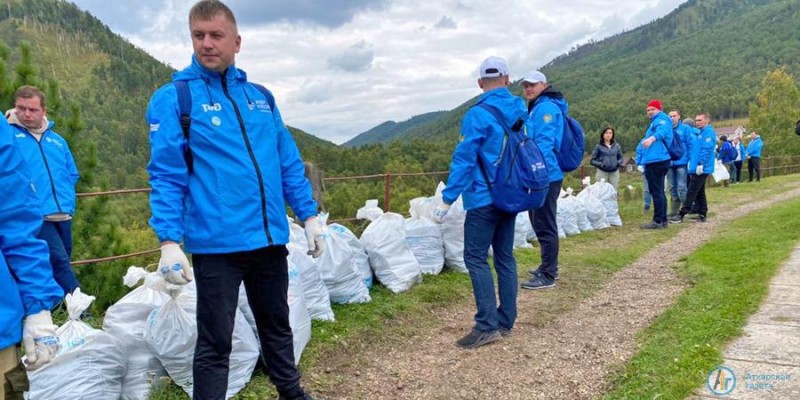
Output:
[521,275,556,290]
[499,327,512,337]
[456,329,501,349]
[692,215,707,223]
[640,221,666,230]
[668,214,683,224]
[527,269,559,280]
[278,393,314,400]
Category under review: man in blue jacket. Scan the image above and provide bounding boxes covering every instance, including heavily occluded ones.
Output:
[716,135,737,186]
[145,2,324,399]
[670,113,716,223]
[667,110,691,216]
[1,117,63,398]
[6,85,81,295]
[746,131,764,182]
[433,56,523,348]
[640,99,673,229]
[518,70,564,289]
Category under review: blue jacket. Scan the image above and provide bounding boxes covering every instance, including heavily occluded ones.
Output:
[746,136,764,157]
[717,141,737,163]
[670,122,692,167]
[635,140,645,169]
[1,118,63,350]
[442,87,527,210]
[10,121,79,216]
[688,125,716,174]
[641,111,672,165]
[526,88,566,183]
[146,57,318,253]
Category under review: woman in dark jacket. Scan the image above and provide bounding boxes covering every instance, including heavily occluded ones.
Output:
[590,127,624,191]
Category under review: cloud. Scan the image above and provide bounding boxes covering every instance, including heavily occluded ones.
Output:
[433,16,457,30]
[327,41,374,73]
[233,0,390,28]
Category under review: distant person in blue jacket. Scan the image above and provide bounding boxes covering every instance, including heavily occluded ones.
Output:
[732,136,745,183]
[145,1,324,399]
[667,110,691,216]
[519,70,564,290]
[670,113,716,223]
[639,99,672,229]
[716,135,737,186]
[1,117,63,397]
[6,85,81,295]
[746,131,764,182]
[434,56,524,349]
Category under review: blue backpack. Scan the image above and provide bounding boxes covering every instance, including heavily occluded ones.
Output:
[475,103,549,213]
[558,113,585,172]
[174,80,274,172]
[667,128,685,161]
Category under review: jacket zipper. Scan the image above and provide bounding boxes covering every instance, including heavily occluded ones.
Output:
[221,73,274,246]
[35,134,63,213]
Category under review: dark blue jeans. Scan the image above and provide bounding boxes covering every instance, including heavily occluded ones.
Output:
[529,180,562,280]
[192,245,303,400]
[463,204,517,333]
[644,160,671,224]
[38,220,79,294]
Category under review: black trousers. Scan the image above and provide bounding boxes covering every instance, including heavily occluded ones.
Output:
[748,157,761,181]
[528,180,562,279]
[733,160,743,182]
[192,245,303,400]
[680,174,709,217]
[644,160,671,224]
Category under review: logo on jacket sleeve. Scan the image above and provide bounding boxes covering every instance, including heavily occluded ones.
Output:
[543,114,553,123]
[149,118,160,132]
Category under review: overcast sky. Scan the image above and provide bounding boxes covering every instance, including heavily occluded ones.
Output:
[72,0,686,144]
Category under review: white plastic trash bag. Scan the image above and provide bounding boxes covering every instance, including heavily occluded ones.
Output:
[713,159,730,182]
[356,199,384,221]
[572,193,594,232]
[328,222,373,288]
[436,183,467,273]
[315,222,371,304]
[360,212,423,293]
[513,212,533,249]
[28,289,127,400]
[577,189,610,230]
[585,182,622,226]
[557,195,580,236]
[288,243,335,321]
[103,267,170,400]
[405,208,445,275]
[287,263,312,365]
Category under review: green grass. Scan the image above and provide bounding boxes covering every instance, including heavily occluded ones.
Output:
[603,193,800,399]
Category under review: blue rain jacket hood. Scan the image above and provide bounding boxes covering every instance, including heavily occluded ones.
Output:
[0,118,63,349]
[146,56,318,253]
[526,87,566,183]
[641,111,672,164]
[688,125,716,174]
[442,87,528,210]
[9,120,79,216]
[670,121,692,167]
[746,136,764,157]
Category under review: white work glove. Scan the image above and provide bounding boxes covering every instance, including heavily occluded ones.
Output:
[158,243,193,285]
[433,202,451,224]
[23,310,59,371]
[304,217,325,258]
[696,165,704,175]
[637,165,644,174]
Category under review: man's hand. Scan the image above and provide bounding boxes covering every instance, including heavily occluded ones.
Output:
[304,217,325,258]
[23,310,59,371]
[696,165,704,175]
[642,136,656,148]
[637,165,645,174]
[433,202,451,224]
[158,242,193,285]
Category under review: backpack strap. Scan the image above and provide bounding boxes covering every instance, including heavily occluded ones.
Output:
[472,102,523,189]
[173,80,194,173]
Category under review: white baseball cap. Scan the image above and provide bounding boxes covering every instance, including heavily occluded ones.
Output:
[522,70,547,84]
[479,56,509,79]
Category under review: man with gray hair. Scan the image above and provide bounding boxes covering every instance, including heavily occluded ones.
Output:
[145,1,323,398]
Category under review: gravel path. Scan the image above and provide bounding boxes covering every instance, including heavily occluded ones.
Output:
[314,185,800,400]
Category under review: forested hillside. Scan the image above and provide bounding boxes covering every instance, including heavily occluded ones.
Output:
[344,110,448,147]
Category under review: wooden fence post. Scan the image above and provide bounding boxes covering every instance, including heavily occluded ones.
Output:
[304,161,325,212]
